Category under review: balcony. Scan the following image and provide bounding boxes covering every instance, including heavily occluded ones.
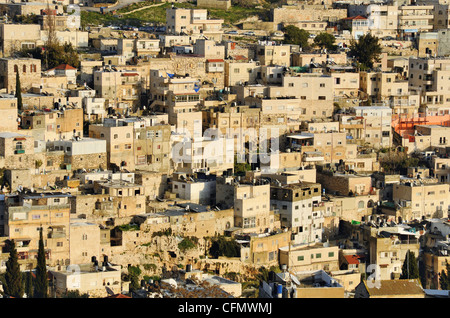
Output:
[302,151,325,162]
[15,149,25,154]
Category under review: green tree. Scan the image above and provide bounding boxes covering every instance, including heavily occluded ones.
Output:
[349,33,382,70]
[3,240,24,298]
[400,250,420,279]
[313,32,337,51]
[15,72,23,113]
[24,270,33,298]
[209,236,240,258]
[34,227,48,298]
[127,265,141,291]
[439,260,450,290]
[283,25,310,49]
[61,290,89,298]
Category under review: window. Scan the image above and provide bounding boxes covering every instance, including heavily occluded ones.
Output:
[328,252,334,257]
[297,256,304,261]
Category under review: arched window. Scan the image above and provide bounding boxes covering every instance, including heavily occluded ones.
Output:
[358,200,365,209]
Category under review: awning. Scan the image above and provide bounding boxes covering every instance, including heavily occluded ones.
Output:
[287,134,314,140]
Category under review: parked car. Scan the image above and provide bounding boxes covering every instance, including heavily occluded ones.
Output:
[272,31,284,37]
[226,30,239,35]
[243,31,255,36]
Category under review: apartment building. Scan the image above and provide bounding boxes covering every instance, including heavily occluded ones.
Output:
[359,71,419,111]
[0,24,43,57]
[215,176,274,234]
[88,121,135,171]
[93,67,143,112]
[237,230,290,266]
[224,60,260,87]
[20,107,84,142]
[255,43,291,67]
[408,56,450,114]
[393,180,450,220]
[4,192,72,267]
[133,121,171,173]
[398,5,434,40]
[431,155,450,183]
[317,170,373,197]
[368,227,420,280]
[193,39,225,60]
[327,66,360,99]
[402,124,450,153]
[279,243,340,272]
[118,38,160,62]
[353,106,393,149]
[166,7,224,41]
[421,219,450,289]
[171,172,216,205]
[270,182,324,245]
[49,260,123,298]
[286,131,357,164]
[348,4,398,38]
[342,15,369,39]
[149,70,201,129]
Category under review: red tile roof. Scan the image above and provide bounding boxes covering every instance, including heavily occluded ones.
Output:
[344,255,360,265]
[344,15,367,20]
[207,59,224,63]
[53,64,77,70]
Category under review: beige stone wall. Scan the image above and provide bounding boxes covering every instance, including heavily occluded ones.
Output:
[0,24,43,57]
[69,222,102,265]
[0,98,18,132]
[271,6,347,24]
[317,172,373,196]
[69,153,107,171]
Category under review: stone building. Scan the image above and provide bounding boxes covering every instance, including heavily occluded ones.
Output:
[0,57,41,93]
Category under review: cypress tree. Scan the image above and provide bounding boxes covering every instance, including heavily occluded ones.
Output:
[4,240,24,298]
[15,71,22,113]
[439,261,450,290]
[34,227,48,298]
[25,269,33,298]
[400,250,420,279]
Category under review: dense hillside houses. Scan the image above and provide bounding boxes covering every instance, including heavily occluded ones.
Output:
[0,0,449,301]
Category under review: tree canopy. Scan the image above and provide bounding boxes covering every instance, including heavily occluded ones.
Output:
[283,25,310,49]
[209,236,240,258]
[313,32,337,51]
[23,42,80,71]
[349,33,382,70]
